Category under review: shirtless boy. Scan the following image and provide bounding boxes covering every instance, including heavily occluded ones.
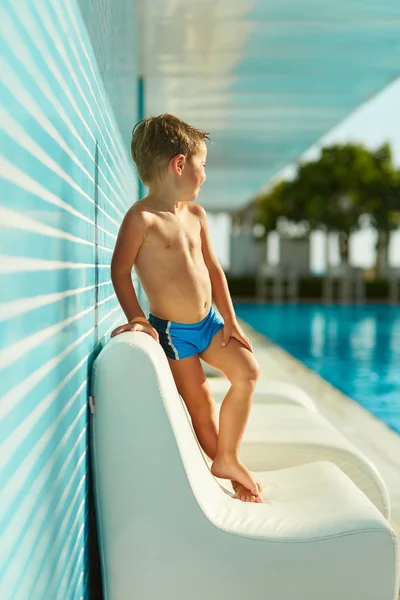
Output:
[110,114,263,503]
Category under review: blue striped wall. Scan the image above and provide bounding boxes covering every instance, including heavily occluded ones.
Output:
[0,1,139,598]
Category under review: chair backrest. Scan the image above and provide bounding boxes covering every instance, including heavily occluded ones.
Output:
[90,331,226,541]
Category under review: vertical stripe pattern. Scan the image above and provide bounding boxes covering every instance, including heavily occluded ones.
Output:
[0,1,139,598]
[166,321,180,360]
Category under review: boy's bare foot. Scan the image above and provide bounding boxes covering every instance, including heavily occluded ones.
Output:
[233,479,264,494]
[211,455,263,501]
[232,481,263,503]
[255,480,263,494]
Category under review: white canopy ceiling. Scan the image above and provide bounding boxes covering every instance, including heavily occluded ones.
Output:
[81,0,400,212]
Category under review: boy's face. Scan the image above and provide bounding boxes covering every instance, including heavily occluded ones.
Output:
[181,142,207,201]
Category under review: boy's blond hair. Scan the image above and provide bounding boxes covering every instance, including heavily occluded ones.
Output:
[131,113,210,185]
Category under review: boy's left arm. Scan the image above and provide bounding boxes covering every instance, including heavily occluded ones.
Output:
[196,206,253,352]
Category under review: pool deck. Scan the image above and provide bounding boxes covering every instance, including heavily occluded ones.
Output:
[207,317,400,546]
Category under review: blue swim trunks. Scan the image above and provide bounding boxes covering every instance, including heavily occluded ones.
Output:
[148,306,224,360]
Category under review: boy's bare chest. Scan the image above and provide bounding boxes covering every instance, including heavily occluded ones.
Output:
[147,215,201,254]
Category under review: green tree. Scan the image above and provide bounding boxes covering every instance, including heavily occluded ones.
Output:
[256,180,295,234]
[355,144,400,276]
[257,142,399,269]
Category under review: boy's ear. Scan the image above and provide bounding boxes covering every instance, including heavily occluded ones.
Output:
[170,154,186,175]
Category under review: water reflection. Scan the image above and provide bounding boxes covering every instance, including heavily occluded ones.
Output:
[235,303,400,435]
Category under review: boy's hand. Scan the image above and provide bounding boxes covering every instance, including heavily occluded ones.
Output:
[110,322,159,343]
[221,320,253,353]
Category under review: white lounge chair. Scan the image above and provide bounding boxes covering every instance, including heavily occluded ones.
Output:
[213,402,391,518]
[209,375,390,516]
[90,333,399,600]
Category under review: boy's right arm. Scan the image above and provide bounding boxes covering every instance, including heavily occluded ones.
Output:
[110,208,158,342]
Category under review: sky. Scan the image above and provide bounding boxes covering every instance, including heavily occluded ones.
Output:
[210,78,400,272]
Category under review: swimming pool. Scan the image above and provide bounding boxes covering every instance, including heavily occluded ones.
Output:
[234,303,400,435]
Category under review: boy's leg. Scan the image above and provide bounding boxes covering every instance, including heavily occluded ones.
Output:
[167,355,219,461]
[167,354,261,503]
[199,329,262,497]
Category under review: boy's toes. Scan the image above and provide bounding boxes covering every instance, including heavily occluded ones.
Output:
[241,493,257,502]
[234,483,264,503]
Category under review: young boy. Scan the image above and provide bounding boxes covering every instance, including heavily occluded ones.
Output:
[110,114,263,503]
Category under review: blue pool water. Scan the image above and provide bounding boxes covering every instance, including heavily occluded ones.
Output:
[235,303,400,435]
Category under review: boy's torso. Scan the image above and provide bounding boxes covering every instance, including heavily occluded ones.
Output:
[134,201,212,324]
